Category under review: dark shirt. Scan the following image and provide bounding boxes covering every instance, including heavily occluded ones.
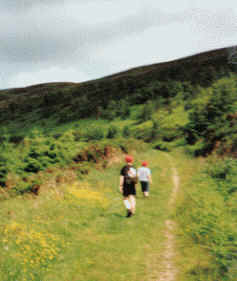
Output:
[120,165,136,188]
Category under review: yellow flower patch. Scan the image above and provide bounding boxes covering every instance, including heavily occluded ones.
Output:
[2,222,60,276]
[68,183,109,208]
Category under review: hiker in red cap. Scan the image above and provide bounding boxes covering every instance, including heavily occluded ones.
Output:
[119,155,137,217]
[137,161,152,197]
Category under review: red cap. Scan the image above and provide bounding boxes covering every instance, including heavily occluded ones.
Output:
[125,155,133,163]
[142,161,148,167]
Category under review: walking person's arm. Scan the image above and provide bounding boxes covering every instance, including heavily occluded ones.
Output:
[119,176,124,193]
[148,174,152,184]
[147,168,152,184]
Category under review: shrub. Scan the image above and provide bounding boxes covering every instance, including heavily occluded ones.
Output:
[23,132,77,174]
[153,141,170,152]
[73,130,83,141]
[0,155,8,187]
[205,157,237,197]
[153,96,166,110]
[107,126,118,139]
[84,127,104,141]
[101,109,116,121]
[117,100,131,119]
[162,128,179,142]
[186,77,237,154]
[101,101,117,120]
[23,140,56,173]
[185,140,210,157]
[122,126,131,137]
[150,119,159,140]
[138,101,153,122]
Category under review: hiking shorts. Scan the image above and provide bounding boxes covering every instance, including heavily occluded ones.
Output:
[140,181,149,192]
[123,184,136,197]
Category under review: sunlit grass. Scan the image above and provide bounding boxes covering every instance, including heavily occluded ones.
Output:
[0,149,174,281]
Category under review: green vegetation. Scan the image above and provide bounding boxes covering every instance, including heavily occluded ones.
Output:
[0,47,234,134]
[185,76,237,155]
[0,149,174,281]
[1,47,237,280]
[174,150,237,281]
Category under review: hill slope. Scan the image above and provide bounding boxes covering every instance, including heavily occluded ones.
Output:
[0,46,236,129]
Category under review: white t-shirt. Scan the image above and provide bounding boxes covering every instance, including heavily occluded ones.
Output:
[137,167,151,182]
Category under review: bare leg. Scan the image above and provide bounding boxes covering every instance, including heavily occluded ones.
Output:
[144,191,149,197]
[129,195,136,214]
[123,197,131,210]
[123,197,133,217]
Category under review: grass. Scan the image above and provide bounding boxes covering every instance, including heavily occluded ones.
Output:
[2,141,236,281]
[168,149,208,281]
[172,149,237,281]
[0,149,175,281]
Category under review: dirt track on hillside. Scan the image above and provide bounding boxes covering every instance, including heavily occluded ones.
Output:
[156,157,179,281]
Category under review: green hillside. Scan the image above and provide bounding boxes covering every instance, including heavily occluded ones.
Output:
[0,47,235,133]
[1,46,237,281]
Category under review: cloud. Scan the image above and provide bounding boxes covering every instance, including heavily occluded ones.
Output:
[0,2,175,64]
[185,8,237,50]
[0,0,237,89]
[86,21,210,78]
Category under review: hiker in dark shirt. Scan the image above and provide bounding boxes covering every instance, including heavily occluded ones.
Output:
[119,155,137,217]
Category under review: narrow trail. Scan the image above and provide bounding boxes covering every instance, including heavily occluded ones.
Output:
[156,156,180,281]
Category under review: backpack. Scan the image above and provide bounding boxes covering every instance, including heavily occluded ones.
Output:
[124,166,138,185]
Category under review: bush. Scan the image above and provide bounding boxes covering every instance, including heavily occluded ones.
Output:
[0,155,8,187]
[205,157,237,197]
[122,126,131,137]
[22,131,78,174]
[185,140,210,157]
[153,141,170,152]
[101,101,117,120]
[186,77,237,154]
[106,126,118,139]
[23,137,57,173]
[138,101,153,122]
[101,109,116,121]
[84,127,104,141]
[150,119,159,140]
[73,130,83,141]
[162,128,179,142]
[117,100,131,119]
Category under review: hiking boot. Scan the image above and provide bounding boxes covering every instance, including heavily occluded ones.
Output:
[126,210,132,218]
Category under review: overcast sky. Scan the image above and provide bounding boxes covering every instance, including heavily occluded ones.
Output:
[1,0,237,89]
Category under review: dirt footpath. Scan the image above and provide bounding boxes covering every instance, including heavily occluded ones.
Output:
[157,158,179,281]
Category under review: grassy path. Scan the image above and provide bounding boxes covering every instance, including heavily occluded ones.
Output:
[156,155,179,281]
[0,148,185,281]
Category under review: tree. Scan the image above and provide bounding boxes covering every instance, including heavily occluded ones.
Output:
[122,126,131,137]
[138,101,153,122]
[118,100,131,119]
[150,119,159,140]
[186,77,237,150]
